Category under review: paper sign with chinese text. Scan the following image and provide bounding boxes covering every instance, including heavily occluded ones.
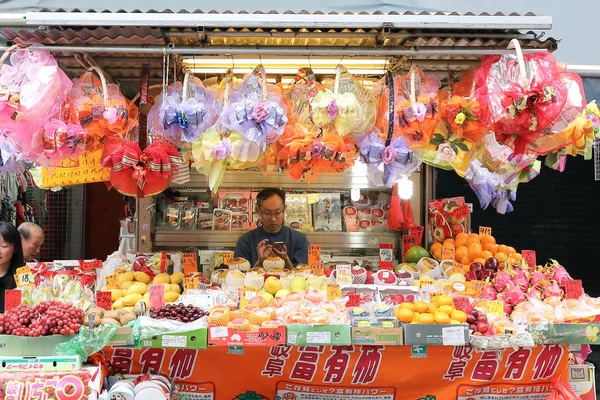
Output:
[442,246,455,261]
[182,253,198,275]
[308,245,321,266]
[327,284,342,300]
[184,277,199,294]
[335,265,352,285]
[565,280,583,300]
[41,149,110,187]
[105,273,118,289]
[5,290,21,312]
[96,291,113,310]
[149,285,165,308]
[379,244,394,270]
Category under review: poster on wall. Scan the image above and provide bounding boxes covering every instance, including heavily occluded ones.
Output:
[104,344,569,400]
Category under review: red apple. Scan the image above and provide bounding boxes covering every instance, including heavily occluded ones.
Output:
[477,323,488,334]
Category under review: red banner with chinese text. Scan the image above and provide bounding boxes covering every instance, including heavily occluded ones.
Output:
[102,344,570,400]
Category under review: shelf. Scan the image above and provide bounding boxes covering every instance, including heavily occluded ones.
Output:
[171,169,420,191]
[154,229,399,250]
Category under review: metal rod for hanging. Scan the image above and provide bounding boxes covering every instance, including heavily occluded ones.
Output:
[0,44,550,56]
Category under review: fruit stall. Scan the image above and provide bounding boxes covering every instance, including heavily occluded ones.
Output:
[0,8,597,400]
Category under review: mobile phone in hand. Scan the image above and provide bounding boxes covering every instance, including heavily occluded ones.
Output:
[272,241,284,252]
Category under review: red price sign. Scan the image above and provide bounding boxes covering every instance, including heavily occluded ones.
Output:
[345,292,361,307]
[379,243,394,270]
[96,291,113,310]
[308,245,321,266]
[522,250,537,268]
[81,260,102,272]
[4,290,21,312]
[149,285,165,309]
[565,280,583,300]
[450,205,470,219]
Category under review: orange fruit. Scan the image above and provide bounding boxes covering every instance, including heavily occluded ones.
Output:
[413,301,429,314]
[480,234,497,245]
[512,253,523,261]
[454,233,468,247]
[436,294,454,307]
[473,257,487,265]
[460,255,471,265]
[496,245,510,254]
[494,251,508,262]
[481,250,494,260]
[434,312,451,324]
[507,246,517,255]
[483,243,497,254]
[468,233,480,242]
[455,246,469,262]
[443,239,455,248]
[430,242,443,260]
[395,307,414,323]
[399,302,415,311]
[416,313,435,324]
[438,305,454,316]
[429,304,438,315]
[451,309,468,323]
[468,243,483,260]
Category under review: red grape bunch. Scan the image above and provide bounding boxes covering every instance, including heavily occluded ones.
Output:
[149,304,206,323]
[0,301,85,337]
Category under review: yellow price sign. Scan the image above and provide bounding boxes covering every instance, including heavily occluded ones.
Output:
[184,277,199,294]
[310,263,324,276]
[450,262,465,276]
[487,300,505,316]
[240,285,258,308]
[442,246,455,261]
[327,284,342,301]
[429,292,443,304]
[479,226,492,236]
[105,273,118,289]
[15,272,34,287]
[16,266,31,276]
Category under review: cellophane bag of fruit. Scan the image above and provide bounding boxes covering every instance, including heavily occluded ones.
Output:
[428,197,471,244]
[56,323,119,359]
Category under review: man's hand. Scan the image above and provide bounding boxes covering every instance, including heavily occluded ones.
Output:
[255,239,273,267]
[272,244,293,270]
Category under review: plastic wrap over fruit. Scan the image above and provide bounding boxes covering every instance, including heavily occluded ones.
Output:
[136,315,208,343]
[55,323,119,359]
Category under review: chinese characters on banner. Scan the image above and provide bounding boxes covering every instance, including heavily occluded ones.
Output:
[103,344,569,400]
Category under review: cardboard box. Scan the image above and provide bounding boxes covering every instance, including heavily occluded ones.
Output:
[0,356,82,372]
[286,325,351,346]
[351,327,403,345]
[209,326,286,347]
[0,334,75,356]
[569,363,596,400]
[403,324,469,346]
[529,323,600,344]
[107,327,135,347]
[140,328,207,350]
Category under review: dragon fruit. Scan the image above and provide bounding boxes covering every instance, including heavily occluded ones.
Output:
[512,272,530,291]
[481,285,498,300]
[551,263,571,287]
[530,271,546,287]
[505,284,527,306]
[543,280,562,298]
[494,271,511,292]
[527,286,543,300]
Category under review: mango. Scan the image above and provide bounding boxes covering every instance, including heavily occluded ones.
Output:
[109,289,124,301]
[117,271,134,286]
[153,273,170,285]
[112,298,125,310]
[119,281,134,290]
[164,291,180,303]
[123,293,143,306]
[133,271,151,284]
[169,284,182,294]
[170,272,184,285]
[127,282,148,295]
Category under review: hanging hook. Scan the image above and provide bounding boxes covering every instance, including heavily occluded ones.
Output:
[308,55,312,70]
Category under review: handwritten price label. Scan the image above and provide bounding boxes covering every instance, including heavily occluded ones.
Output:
[335,265,352,285]
[149,285,165,309]
[182,253,198,275]
[96,291,113,310]
[310,263,324,276]
[223,253,234,265]
[16,272,34,287]
[487,300,505,316]
[478,226,492,236]
[522,250,537,268]
[327,284,342,301]
[450,262,465,276]
[449,205,470,219]
[184,277,199,294]
[4,290,21,312]
[345,292,361,307]
[16,266,31,276]
[105,273,118,289]
[379,243,394,270]
[81,260,102,272]
[565,280,583,300]
[442,246,456,261]
[308,245,321,266]
[430,292,443,304]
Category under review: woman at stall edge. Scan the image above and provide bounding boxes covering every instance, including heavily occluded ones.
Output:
[0,222,24,313]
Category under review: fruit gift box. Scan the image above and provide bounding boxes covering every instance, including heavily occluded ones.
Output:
[428,197,471,244]
[218,190,253,230]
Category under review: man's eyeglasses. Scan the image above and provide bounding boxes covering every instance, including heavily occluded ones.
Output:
[259,210,285,218]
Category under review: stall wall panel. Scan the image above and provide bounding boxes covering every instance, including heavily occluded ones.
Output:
[84,182,125,260]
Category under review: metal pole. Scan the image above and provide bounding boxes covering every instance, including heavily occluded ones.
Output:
[0,44,550,56]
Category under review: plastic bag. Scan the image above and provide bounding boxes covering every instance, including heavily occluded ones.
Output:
[55,323,119,359]
[545,378,582,400]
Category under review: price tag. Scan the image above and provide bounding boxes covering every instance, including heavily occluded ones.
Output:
[308,245,321,266]
[96,291,113,310]
[182,252,198,275]
[4,290,21,312]
[487,300,505,316]
[239,285,258,308]
[430,292,443,304]
[379,243,394,270]
[184,277,199,294]
[223,253,234,266]
[16,272,34,287]
[345,292,361,307]
[327,284,342,301]
[419,279,435,288]
[565,280,583,300]
[470,280,486,296]
[81,260,102,272]
[522,250,537,268]
[310,263,324,276]
[307,193,320,204]
[335,265,352,285]
[478,226,492,236]
[149,285,165,309]
[16,266,31,276]
[450,262,465,276]
[442,246,455,261]
[105,273,118,289]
